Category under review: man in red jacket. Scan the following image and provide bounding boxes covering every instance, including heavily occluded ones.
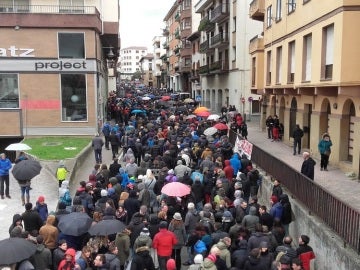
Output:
[152,221,178,270]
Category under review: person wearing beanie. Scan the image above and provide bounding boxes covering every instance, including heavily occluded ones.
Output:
[168,212,186,269]
[183,202,201,266]
[189,254,203,270]
[34,195,48,223]
[22,202,44,233]
[59,180,72,209]
[134,227,152,250]
[270,195,283,220]
[296,235,315,270]
[153,221,178,270]
[95,189,109,213]
[166,258,176,270]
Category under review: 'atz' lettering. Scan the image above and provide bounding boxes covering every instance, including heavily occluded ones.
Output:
[0,46,35,57]
[35,61,87,71]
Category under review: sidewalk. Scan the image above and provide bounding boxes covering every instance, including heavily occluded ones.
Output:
[246,119,360,209]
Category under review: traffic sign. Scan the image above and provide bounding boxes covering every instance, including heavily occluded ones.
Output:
[195,95,202,102]
[248,97,253,102]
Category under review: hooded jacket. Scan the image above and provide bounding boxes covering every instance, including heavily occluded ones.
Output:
[201,257,217,270]
[31,243,52,270]
[241,206,260,233]
[230,154,241,176]
[131,246,155,270]
[39,215,59,249]
[223,160,234,181]
[216,240,231,268]
[152,228,178,256]
[9,213,23,234]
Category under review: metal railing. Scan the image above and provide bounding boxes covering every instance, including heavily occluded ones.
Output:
[0,5,97,14]
[229,129,360,252]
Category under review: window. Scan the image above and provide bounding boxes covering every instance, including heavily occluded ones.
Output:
[251,57,256,86]
[61,74,87,121]
[266,50,272,85]
[149,63,152,71]
[59,0,84,5]
[276,0,282,20]
[0,0,29,11]
[276,46,282,83]
[287,0,296,13]
[58,33,85,58]
[322,24,334,79]
[59,0,84,12]
[266,5,273,28]
[288,41,295,83]
[0,74,19,108]
[303,34,312,81]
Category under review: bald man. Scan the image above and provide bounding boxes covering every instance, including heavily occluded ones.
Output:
[301,152,316,180]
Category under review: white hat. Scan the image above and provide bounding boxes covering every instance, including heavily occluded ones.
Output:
[168,169,174,175]
[194,254,203,264]
[173,212,182,221]
[100,189,108,197]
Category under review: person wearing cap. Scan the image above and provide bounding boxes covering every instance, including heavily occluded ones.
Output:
[153,221,178,270]
[33,195,48,223]
[168,213,186,270]
[296,235,315,270]
[58,248,77,270]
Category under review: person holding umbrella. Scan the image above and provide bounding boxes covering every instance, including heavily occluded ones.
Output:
[0,152,12,199]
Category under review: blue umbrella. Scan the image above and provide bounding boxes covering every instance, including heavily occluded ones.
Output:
[131,109,146,114]
[148,94,155,99]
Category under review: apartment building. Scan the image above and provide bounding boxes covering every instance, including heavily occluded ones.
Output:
[250,0,360,175]
[118,46,148,80]
[194,0,262,114]
[152,35,167,88]
[0,0,119,138]
[139,53,154,87]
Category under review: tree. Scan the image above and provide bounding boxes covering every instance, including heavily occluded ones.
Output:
[131,71,143,81]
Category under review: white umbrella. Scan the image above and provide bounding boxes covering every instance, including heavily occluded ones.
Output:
[207,114,220,121]
[203,127,218,136]
[5,143,32,151]
[142,96,151,101]
[168,115,176,120]
[186,114,197,120]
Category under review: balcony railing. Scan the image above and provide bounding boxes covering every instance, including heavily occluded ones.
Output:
[199,40,209,53]
[175,12,180,21]
[210,3,229,23]
[209,60,229,73]
[249,35,264,54]
[175,30,180,39]
[198,15,215,32]
[199,65,209,74]
[0,5,97,14]
[249,0,265,21]
[210,32,229,48]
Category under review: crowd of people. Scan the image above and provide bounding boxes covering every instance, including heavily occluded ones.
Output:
[3,88,316,270]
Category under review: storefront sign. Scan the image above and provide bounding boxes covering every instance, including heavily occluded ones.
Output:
[0,46,35,57]
[0,59,97,72]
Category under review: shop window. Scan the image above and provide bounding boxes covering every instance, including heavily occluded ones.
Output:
[0,74,19,108]
[58,33,85,59]
[61,74,87,121]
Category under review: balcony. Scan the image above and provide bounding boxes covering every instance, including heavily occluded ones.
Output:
[209,60,229,74]
[175,30,180,39]
[210,3,229,23]
[249,35,264,54]
[180,28,192,39]
[163,42,169,50]
[175,12,180,22]
[199,40,209,53]
[180,7,191,20]
[249,0,265,21]
[180,62,191,73]
[210,32,229,49]
[198,16,215,32]
[163,27,169,36]
[199,65,209,74]
[0,4,102,31]
[180,47,192,57]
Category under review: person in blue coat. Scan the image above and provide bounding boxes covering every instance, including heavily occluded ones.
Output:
[318,133,332,171]
[0,153,12,199]
[230,153,242,177]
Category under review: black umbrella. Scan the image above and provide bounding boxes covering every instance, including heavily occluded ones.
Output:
[58,212,92,236]
[0,238,37,265]
[12,159,42,181]
[88,219,126,236]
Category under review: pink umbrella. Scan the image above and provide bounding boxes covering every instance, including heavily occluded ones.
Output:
[161,96,171,101]
[196,110,211,117]
[213,122,229,130]
[161,182,191,197]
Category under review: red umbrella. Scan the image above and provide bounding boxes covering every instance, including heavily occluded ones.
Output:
[161,182,191,197]
[161,96,171,101]
[213,122,228,130]
[196,110,211,117]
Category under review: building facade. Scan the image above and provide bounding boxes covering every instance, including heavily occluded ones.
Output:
[118,46,147,80]
[139,53,154,87]
[0,0,119,137]
[194,0,263,114]
[152,35,167,88]
[250,0,360,176]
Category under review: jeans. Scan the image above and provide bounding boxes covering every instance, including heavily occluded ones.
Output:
[21,185,30,196]
[158,255,170,270]
[0,175,10,196]
[94,149,102,164]
[293,139,301,154]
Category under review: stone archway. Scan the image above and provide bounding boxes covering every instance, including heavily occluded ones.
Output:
[319,98,331,138]
[340,99,356,162]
